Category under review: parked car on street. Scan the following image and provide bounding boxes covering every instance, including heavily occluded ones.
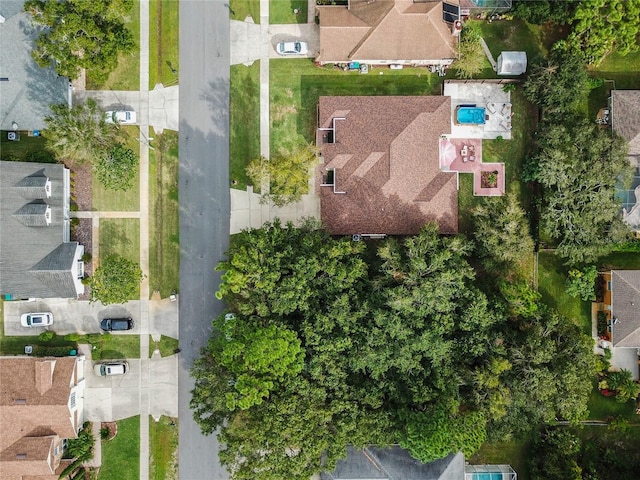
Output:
[94,361,129,376]
[100,317,134,332]
[20,312,53,327]
[105,110,136,124]
[276,41,308,56]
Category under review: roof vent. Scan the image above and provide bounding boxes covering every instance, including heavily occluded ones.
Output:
[16,454,27,460]
[14,398,26,404]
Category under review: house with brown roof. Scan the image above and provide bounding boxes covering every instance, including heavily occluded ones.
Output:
[315,0,458,67]
[0,356,86,480]
[316,95,458,235]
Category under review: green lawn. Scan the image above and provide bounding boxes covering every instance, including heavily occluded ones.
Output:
[597,251,640,270]
[270,0,307,24]
[99,218,140,263]
[229,0,260,23]
[589,50,640,89]
[149,335,179,358]
[471,438,532,480]
[479,19,567,66]
[537,251,591,334]
[270,59,442,156]
[149,131,180,298]
[149,416,179,480]
[458,88,537,233]
[149,0,179,89]
[86,4,141,90]
[587,379,637,421]
[92,126,140,211]
[0,132,55,163]
[98,416,140,480]
[86,333,141,360]
[230,62,261,190]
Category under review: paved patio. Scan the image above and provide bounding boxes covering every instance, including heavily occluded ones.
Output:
[439,137,505,196]
[443,81,512,140]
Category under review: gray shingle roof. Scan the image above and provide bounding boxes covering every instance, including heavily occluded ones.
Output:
[0,161,80,298]
[321,447,465,480]
[611,270,640,347]
[15,174,50,198]
[0,0,70,131]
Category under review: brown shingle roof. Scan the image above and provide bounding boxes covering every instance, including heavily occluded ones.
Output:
[612,90,640,157]
[0,357,78,480]
[611,270,640,347]
[317,96,457,235]
[316,0,456,63]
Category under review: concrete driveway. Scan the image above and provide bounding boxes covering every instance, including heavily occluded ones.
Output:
[3,298,177,338]
[2,299,140,336]
[82,350,178,422]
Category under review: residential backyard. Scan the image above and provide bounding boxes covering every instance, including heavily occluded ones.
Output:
[149,131,180,298]
[0,133,55,163]
[98,416,140,480]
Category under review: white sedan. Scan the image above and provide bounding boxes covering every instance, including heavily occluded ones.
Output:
[94,361,129,376]
[105,110,137,124]
[276,41,308,56]
[20,312,53,327]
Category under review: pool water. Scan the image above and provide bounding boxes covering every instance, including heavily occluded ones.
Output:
[456,106,486,125]
[472,473,504,480]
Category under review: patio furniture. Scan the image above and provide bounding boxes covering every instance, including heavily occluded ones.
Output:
[501,103,511,115]
[462,156,468,163]
[461,145,468,156]
[486,103,496,114]
[469,155,476,161]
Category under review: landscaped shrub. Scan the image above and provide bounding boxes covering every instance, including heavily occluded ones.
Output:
[32,345,77,357]
[65,333,81,342]
[82,252,93,263]
[38,330,56,342]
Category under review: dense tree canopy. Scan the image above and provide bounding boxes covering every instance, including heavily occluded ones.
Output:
[24,0,135,81]
[528,120,632,265]
[455,21,485,79]
[88,254,144,305]
[246,145,318,207]
[565,0,640,66]
[45,99,119,165]
[194,220,598,478]
[95,143,138,191]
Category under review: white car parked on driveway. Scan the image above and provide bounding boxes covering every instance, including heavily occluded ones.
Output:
[20,312,53,327]
[94,361,129,376]
[105,110,137,124]
[276,41,308,56]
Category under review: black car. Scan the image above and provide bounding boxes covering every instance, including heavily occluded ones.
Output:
[100,317,134,332]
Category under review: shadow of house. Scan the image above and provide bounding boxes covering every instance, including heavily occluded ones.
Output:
[0,161,85,299]
[0,1,69,131]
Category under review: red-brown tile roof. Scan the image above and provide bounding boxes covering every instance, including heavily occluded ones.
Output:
[316,0,456,64]
[317,96,457,235]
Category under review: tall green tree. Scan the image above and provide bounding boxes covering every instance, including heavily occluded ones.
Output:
[191,314,304,427]
[88,254,144,305]
[246,144,318,207]
[565,0,640,66]
[523,49,589,118]
[473,193,534,273]
[95,143,138,191]
[530,120,632,265]
[24,0,135,81]
[44,99,119,165]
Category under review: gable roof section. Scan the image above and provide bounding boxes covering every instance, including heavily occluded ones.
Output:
[612,90,640,158]
[611,270,640,347]
[0,161,78,299]
[317,96,457,235]
[0,357,79,479]
[321,446,465,480]
[317,0,456,63]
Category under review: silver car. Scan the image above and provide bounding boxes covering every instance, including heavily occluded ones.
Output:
[94,361,129,376]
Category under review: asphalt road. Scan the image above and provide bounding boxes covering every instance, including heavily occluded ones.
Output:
[178,2,230,479]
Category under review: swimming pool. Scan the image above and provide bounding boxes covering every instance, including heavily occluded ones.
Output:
[456,106,486,125]
[470,473,504,480]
